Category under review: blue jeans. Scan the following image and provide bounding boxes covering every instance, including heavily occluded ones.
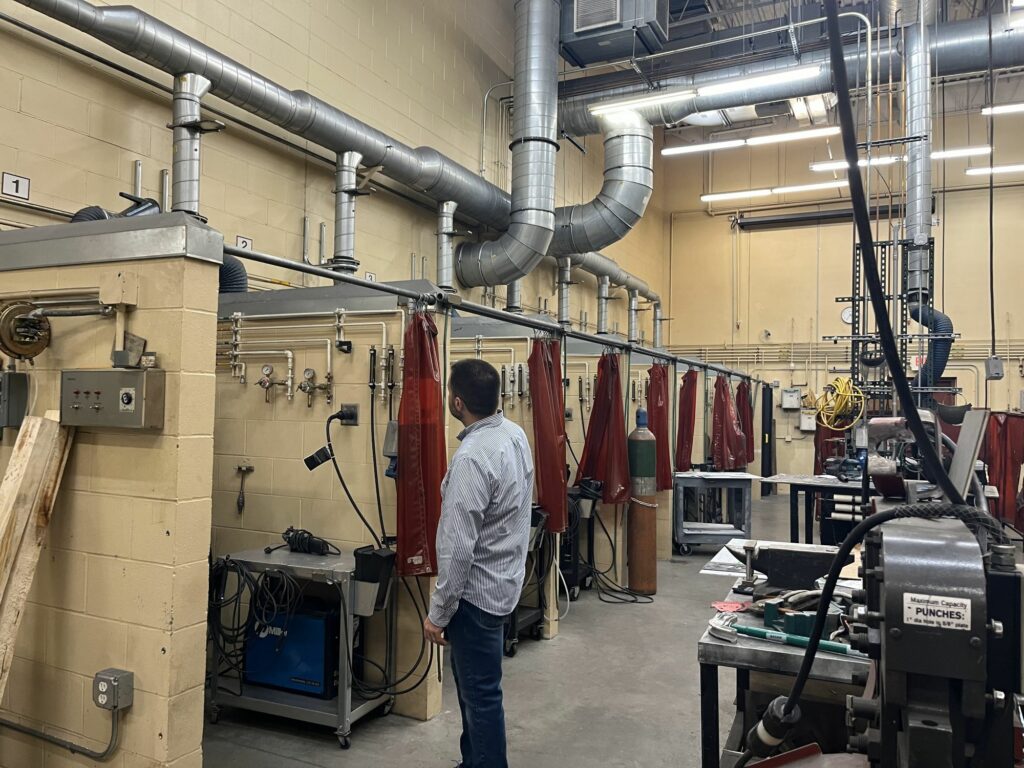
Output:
[445,599,508,768]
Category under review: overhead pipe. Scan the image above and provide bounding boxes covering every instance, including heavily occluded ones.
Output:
[556,257,572,328]
[558,14,1024,136]
[170,73,211,215]
[549,110,654,256]
[454,0,559,287]
[330,150,361,273]
[436,201,457,293]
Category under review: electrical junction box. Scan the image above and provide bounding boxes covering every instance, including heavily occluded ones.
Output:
[60,368,165,429]
[92,669,134,710]
[986,355,1005,381]
[560,0,670,66]
[799,411,817,432]
[781,388,802,411]
[0,371,29,435]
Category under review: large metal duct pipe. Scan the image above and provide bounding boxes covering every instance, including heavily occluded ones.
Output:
[556,257,572,328]
[436,201,458,293]
[550,111,654,255]
[330,150,361,273]
[905,0,938,297]
[506,280,523,313]
[558,15,1024,136]
[652,301,663,348]
[596,276,610,334]
[454,0,559,287]
[627,290,640,343]
[170,73,211,215]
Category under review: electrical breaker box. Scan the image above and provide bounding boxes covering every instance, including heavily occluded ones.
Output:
[60,369,165,429]
[799,411,817,432]
[781,388,802,410]
[0,371,29,434]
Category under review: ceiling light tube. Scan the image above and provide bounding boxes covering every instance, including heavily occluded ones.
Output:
[772,180,849,194]
[662,139,746,156]
[981,102,1024,115]
[931,146,992,159]
[965,163,1024,176]
[589,88,696,117]
[697,65,823,99]
[746,126,841,146]
[809,156,901,172]
[700,189,773,202]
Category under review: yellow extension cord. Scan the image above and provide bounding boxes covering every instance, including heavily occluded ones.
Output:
[813,376,866,431]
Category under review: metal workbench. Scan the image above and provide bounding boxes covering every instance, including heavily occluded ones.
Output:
[207,548,393,749]
[698,591,870,768]
[762,474,873,545]
[673,472,761,555]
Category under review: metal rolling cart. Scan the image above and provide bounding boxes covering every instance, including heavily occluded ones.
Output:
[207,548,394,749]
[505,505,549,657]
[673,471,760,555]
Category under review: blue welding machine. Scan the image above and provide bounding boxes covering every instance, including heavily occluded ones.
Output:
[244,605,340,699]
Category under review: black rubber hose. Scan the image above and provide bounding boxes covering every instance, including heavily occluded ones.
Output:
[823,0,964,506]
[909,304,953,392]
[69,205,111,223]
[219,253,249,293]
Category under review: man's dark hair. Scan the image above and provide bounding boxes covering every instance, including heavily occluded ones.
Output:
[450,359,501,417]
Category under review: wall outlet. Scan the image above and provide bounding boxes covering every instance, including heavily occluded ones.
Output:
[92,669,134,710]
[337,404,359,425]
[565,407,574,421]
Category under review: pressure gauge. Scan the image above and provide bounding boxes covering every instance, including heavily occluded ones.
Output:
[303,368,316,381]
[840,307,854,325]
[261,364,274,376]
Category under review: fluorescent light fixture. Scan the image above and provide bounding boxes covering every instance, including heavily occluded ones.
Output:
[772,180,849,194]
[700,189,772,203]
[932,146,992,159]
[697,65,823,98]
[965,163,1024,176]
[1015,0,1024,7]
[809,156,901,172]
[589,88,696,117]
[746,126,840,146]
[662,139,746,156]
[981,102,1024,115]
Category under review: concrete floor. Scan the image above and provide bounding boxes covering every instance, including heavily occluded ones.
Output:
[203,494,792,767]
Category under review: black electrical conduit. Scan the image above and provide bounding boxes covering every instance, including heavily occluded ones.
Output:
[0,709,121,762]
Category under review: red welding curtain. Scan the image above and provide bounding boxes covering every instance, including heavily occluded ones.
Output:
[981,412,1024,528]
[396,312,446,576]
[675,369,699,471]
[648,364,673,491]
[736,380,755,465]
[574,353,630,504]
[712,375,747,471]
[528,339,567,532]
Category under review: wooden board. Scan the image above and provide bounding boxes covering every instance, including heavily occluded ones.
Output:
[0,413,74,701]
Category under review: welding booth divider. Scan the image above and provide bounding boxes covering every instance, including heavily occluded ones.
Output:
[675,369,699,472]
[575,353,630,505]
[980,411,1024,529]
[396,311,446,576]
[711,374,747,471]
[529,338,568,533]
[647,363,673,491]
[736,379,755,465]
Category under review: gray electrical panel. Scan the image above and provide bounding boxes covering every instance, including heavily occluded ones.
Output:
[60,369,165,429]
[560,0,670,66]
[0,371,29,435]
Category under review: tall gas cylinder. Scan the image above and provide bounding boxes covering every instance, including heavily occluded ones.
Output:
[627,407,658,595]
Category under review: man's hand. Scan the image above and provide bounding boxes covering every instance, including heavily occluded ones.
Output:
[423,617,448,646]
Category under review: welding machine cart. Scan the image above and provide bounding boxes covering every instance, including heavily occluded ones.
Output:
[504,505,549,657]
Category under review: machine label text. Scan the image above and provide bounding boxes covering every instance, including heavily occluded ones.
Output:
[903,592,971,631]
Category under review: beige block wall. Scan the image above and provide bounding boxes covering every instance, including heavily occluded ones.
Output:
[0,257,218,768]
[664,105,1024,473]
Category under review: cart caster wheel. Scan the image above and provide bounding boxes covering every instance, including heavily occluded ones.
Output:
[677,543,693,556]
[570,585,581,602]
[377,697,395,717]
[338,736,351,750]
[530,624,543,640]
[504,639,518,658]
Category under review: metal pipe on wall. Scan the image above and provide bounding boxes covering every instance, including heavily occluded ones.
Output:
[596,275,610,334]
[170,73,211,215]
[331,150,361,273]
[652,301,663,348]
[505,280,523,313]
[627,289,639,343]
[436,201,457,293]
[557,257,572,328]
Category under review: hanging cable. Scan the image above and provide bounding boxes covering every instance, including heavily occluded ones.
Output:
[823,0,964,505]
[368,346,387,541]
[327,415,383,548]
[814,376,866,431]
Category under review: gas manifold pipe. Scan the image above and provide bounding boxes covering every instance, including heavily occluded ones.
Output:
[627,407,658,595]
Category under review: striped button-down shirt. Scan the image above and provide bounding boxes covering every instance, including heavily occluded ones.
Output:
[428,412,534,628]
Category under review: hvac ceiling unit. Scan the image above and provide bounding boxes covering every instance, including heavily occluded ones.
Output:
[561,0,670,67]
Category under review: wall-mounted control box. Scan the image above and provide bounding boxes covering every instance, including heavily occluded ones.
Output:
[0,371,29,434]
[780,388,802,411]
[60,369,165,429]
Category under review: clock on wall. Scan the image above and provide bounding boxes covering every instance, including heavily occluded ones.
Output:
[841,307,854,325]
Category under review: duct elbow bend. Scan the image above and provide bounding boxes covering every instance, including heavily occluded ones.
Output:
[909,303,954,388]
[454,219,553,287]
[550,113,654,255]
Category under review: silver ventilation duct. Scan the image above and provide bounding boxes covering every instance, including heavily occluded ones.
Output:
[627,289,640,343]
[506,280,524,312]
[170,73,210,216]
[550,110,654,255]
[455,0,559,287]
[652,301,663,348]
[556,257,572,327]
[436,201,458,293]
[331,150,361,273]
[559,15,1024,136]
[596,275,610,334]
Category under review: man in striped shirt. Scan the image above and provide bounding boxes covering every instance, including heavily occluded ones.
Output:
[424,358,534,768]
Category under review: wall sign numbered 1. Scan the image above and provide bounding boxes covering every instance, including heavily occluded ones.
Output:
[1,172,30,200]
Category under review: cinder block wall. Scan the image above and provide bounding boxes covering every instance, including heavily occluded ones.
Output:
[0,257,219,768]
